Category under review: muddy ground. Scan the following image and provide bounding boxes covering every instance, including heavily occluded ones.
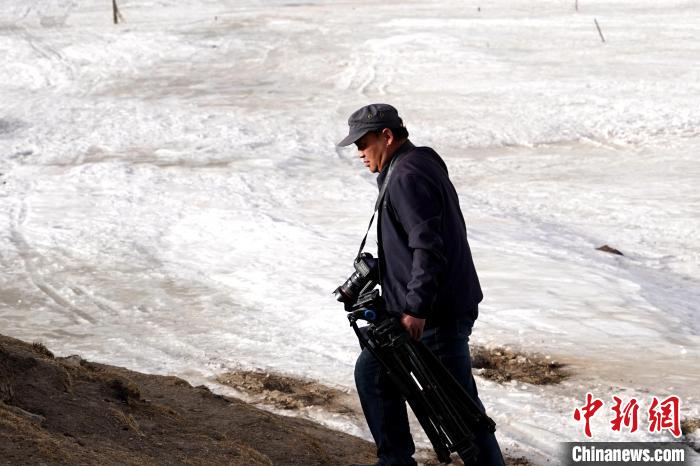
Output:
[470,345,569,385]
[0,334,378,466]
[216,344,569,416]
[682,419,700,453]
[216,371,360,416]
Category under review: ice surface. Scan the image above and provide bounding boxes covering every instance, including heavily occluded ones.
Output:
[1,0,699,463]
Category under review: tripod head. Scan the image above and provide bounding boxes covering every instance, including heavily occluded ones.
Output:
[345,289,384,321]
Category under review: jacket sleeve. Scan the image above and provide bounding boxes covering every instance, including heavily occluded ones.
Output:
[388,171,447,318]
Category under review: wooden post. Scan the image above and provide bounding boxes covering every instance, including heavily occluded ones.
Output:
[594,18,606,43]
[112,0,120,24]
[575,0,579,11]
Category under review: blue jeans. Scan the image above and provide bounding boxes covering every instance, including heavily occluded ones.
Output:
[354,318,506,466]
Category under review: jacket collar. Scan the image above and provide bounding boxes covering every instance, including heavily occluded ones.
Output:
[376,140,415,188]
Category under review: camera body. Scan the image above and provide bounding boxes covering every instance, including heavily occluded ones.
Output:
[333,252,379,311]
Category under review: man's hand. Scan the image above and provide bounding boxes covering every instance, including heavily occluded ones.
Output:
[401,314,426,341]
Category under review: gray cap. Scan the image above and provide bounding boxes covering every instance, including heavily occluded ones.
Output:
[337,103,404,146]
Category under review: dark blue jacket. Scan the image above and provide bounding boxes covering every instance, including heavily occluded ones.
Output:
[377,140,483,326]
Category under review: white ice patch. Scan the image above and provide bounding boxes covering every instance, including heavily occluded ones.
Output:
[1,0,699,464]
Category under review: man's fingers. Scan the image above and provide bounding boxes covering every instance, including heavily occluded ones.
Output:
[401,314,425,341]
[410,325,422,341]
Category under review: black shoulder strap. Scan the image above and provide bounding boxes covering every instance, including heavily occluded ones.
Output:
[355,151,408,260]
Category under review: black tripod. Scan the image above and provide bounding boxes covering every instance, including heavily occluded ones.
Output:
[347,292,496,465]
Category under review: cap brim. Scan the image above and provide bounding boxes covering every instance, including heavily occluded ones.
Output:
[337,128,370,147]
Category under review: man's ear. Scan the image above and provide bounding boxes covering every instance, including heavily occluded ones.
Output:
[382,128,395,146]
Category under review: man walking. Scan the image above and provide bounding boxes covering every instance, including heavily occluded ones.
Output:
[338,104,505,466]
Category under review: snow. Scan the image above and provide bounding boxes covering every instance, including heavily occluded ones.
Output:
[1,0,699,463]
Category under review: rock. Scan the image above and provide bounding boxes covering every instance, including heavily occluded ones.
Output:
[60,355,83,368]
[596,245,624,256]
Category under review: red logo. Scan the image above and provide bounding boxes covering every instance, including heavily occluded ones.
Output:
[573,394,681,438]
[648,395,681,438]
[573,392,604,438]
[610,396,639,433]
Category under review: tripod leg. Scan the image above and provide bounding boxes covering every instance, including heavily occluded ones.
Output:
[401,343,480,465]
[354,348,417,463]
[405,399,452,464]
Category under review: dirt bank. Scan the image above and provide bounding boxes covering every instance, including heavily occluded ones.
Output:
[0,334,376,465]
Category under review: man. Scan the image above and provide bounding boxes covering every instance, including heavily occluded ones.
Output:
[338,104,505,466]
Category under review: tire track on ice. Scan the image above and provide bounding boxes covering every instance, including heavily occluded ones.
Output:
[336,53,384,98]
[9,199,97,325]
[357,56,378,98]
[19,25,76,89]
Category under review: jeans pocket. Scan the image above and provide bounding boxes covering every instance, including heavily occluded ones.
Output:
[436,319,473,341]
[456,319,474,340]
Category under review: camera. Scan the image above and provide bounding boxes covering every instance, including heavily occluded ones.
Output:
[334,252,379,306]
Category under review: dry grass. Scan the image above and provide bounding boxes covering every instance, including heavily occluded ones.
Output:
[472,345,569,385]
[217,370,357,414]
[682,418,700,435]
[31,342,54,359]
[108,407,144,436]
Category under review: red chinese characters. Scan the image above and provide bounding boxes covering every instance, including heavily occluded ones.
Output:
[610,396,639,433]
[573,392,604,438]
[573,394,682,438]
[648,395,681,438]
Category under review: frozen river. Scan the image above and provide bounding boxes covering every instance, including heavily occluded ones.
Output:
[1,0,699,463]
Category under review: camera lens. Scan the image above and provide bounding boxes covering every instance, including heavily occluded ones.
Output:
[334,253,379,304]
[335,270,365,303]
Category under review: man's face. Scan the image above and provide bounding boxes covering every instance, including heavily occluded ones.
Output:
[355,131,387,173]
